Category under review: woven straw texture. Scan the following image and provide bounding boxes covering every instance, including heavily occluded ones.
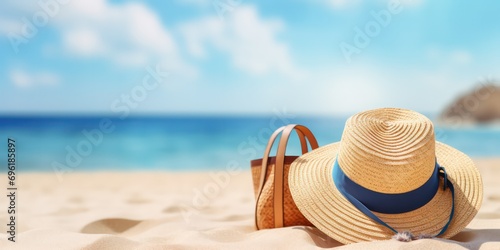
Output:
[254,157,313,229]
[251,164,262,199]
[288,108,483,244]
[251,156,300,198]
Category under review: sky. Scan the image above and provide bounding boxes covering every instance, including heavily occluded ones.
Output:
[0,0,499,116]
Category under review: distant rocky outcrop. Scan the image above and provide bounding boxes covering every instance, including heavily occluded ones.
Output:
[440,83,500,125]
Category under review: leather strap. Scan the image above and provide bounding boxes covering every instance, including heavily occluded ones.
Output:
[274,125,318,228]
[254,124,319,229]
[257,126,307,196]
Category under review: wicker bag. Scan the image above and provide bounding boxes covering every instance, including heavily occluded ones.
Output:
[251,124,319,229]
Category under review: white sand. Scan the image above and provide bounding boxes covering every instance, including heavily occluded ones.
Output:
[0,159,499,249]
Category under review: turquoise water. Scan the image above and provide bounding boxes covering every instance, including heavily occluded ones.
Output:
[0,116,499,172]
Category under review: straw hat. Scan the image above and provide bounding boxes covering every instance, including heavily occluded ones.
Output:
[289,108,483,244]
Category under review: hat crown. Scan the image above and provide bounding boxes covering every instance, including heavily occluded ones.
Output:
[337,108,436,194]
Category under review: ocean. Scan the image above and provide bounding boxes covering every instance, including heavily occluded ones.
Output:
[1,115,499,172]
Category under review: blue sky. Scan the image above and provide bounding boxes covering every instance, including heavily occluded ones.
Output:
[1,0,499,115]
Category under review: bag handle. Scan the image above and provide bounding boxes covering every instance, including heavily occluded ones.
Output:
[255,125,308,208]
[257,125,307,196]
[255,125,308,229]
[254,124,319,229]
[273,125,318,228]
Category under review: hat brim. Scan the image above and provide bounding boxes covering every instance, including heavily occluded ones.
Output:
[289,141,483,244]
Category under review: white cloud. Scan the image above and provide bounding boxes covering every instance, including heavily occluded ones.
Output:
[9,69,60,88]
[301,65,388,114]
[180,5,304,79]
[0,1,34,35]
[0,0,190,72]
[450,50,472,64]
[54,0,194,75]
[62,28,105,56]
[273,58,478,115]
[0,19,21,34]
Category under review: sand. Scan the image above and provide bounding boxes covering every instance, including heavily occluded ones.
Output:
[0,159,499,249]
